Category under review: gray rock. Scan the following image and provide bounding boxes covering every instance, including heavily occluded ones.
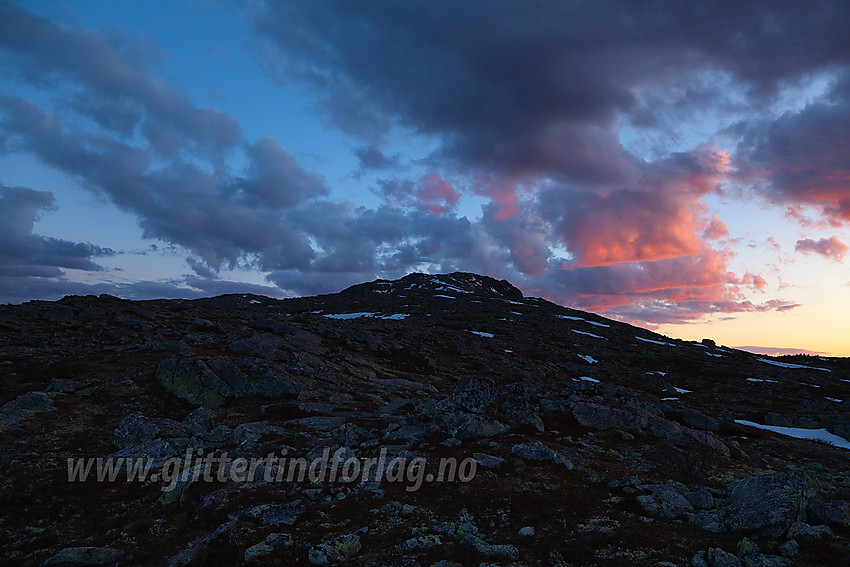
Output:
[108,438,188,470]
[397,535,441,553]
[571,402,633,430]
[228,332,287,359]
[724,473,807,537]
[689,510,724,533]
[232,421,285,449]
[808,499,850,527]
[691,552,709,567]
[452,376,498,413]
[0,392,57,433]
[785,521,833,540]
[777,539,798,558]
[707,547,742,567]
[472,541,519,561]
[473,452,506,471]
[183,407,217,436]
[510,441,572,468]
[672,407,720,432]
[637,485,694,518]
[41,546,124,565]
[687,488,716,510]
[765,412,794,427]
[456,414,511,440]
[1,391,56,420]
[247,502,305,526]
[518,526,535,536]
[113,414,190,448]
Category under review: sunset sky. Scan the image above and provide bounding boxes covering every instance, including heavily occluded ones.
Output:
[1,1,849,356]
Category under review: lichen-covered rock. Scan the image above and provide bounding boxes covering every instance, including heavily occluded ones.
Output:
[155,357,230,408]
[308,533,361,564]
[0,391,56,433]
[244,533,294,562]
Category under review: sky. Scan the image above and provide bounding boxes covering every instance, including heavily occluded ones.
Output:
[1,1,849,356]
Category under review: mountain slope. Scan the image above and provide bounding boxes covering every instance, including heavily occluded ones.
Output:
[0,272,848,566]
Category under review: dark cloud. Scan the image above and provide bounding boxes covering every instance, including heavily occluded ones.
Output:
[736,70,850,225]
[0,0,241,158]
[251,1,850,179]
[795,236,848,261]
[0,184,112,278]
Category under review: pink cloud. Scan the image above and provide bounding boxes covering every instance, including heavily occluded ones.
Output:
[794,236,848,261]
[417,175,459,215]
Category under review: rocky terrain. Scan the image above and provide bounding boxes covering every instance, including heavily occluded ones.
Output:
[1,272,849,566]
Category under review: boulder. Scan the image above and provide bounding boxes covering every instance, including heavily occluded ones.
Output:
[113,414,190,448]
[724,473,807,537]
[637,485,694,518]
[572,402,633,430]
[510,441,572,468]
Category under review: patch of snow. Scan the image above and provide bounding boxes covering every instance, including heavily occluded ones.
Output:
[661,397,679,401]
[826,397,842,403]
[373,289,390,293]
[673,387,691,394]
[706,353,724,358]
[577,376,600,383]
[501,299,525,305]
[756,358,830,372]
[380,314,409,320]
[434,294,456,299]
[310,310,323,314]
[555,315,609,328]
[577,354,598,364]
[734,420,850,450]
[324,312,377,320]
[504,349,512,353]
[746,377,780,383]
[573,330,606,339]
[511,311,523,315]
[636,336,678,347]
[468,330,494,338]
[248,300,262,304]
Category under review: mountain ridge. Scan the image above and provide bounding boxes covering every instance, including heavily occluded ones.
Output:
[1,272,849,565]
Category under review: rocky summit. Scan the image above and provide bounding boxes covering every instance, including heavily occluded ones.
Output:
[1,272,849,566]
